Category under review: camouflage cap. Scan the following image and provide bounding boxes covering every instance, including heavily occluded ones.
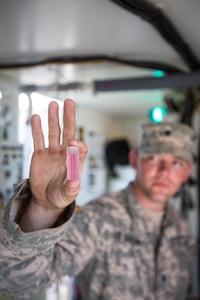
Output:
[138,122,196,162]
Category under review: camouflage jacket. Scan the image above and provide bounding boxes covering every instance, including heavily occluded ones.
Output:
[0,179,196,300]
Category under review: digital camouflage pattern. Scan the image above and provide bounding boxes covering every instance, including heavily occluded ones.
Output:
[138,122,196,162]
[0,180,196,300]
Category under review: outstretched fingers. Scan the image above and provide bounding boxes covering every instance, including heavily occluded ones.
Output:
[30,99,88,211]
[31,114,45,151]
[62,99,76,146]
[48,101,61,147]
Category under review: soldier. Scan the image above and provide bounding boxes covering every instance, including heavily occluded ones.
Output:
[0,99,197,300]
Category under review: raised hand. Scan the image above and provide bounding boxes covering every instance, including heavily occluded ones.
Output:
[20,99,88,231]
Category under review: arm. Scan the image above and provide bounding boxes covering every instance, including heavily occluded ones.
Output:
[0,99,89,299]
[0,189,98,300]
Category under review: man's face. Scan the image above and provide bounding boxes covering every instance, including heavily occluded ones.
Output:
[131,152,192,209]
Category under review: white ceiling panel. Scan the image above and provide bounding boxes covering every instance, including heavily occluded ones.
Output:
[0,0,199,116]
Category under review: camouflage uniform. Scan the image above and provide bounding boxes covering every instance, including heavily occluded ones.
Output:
[0,179,196,300]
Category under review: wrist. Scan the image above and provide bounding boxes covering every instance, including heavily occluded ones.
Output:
[19,198,65,232]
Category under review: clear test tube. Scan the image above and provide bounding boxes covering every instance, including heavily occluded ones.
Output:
[66,146,80,180]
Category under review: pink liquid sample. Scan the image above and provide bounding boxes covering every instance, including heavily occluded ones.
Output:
[67,147,79,180]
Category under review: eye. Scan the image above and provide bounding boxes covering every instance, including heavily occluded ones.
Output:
[172,159,183,168]
[147,155,159,163]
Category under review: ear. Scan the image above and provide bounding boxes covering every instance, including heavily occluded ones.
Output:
[182,163,193,183]
[129,150,138,170]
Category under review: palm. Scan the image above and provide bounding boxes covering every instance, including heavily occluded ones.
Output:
[29,99,87,210]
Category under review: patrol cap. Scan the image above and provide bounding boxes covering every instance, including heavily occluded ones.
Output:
[138,122,196,162]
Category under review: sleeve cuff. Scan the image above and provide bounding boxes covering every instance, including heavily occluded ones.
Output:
[1,179,76,251]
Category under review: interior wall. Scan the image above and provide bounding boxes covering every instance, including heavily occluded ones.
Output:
[110,114,149,148]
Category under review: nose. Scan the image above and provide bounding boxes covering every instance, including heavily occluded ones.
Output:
[158,160,170,174]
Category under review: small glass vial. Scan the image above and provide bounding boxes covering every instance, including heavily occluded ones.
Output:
[66,146,80,180]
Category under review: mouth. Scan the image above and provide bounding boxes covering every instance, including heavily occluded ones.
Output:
[153,182,169,189]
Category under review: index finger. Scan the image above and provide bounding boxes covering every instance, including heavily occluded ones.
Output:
[31,114,45,151]
[62,99,76,146]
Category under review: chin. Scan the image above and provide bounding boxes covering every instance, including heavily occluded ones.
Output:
[151,188,173,200]
[150,193,169,203]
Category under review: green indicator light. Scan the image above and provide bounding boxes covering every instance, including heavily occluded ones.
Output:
[149,106,167,123]
[153,70,165,78]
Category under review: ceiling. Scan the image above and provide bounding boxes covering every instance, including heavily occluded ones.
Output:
[0,0,200,116]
